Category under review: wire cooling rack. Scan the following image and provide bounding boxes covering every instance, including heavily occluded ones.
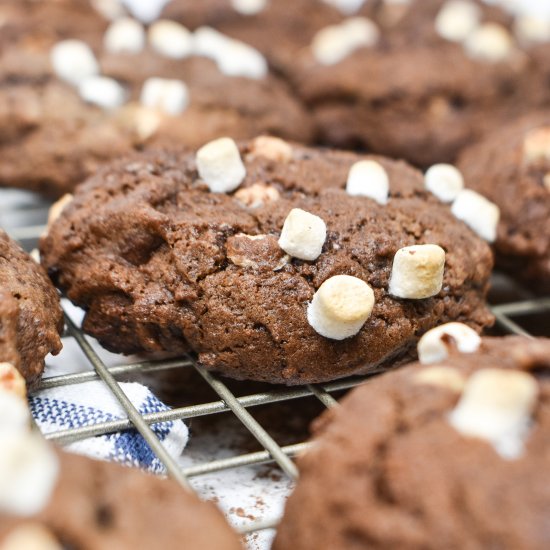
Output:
[3,192,550,543]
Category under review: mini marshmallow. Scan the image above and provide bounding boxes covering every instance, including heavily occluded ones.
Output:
[307,275,375,340]
[424,163,464,203]
[250,136,293,163]
[312,17,380,65]
[346,160,390,205]
[120,0,171,23]
[417,322,481,364]
[449,369,538,459]
[278,208,327,261]
[50,40,99,86]
[544,173,550,191]
[148,20,194,59]
[514,15,550,45]
[414,366,465,392]
[435,0,481,42]
[451,189,500,242]
[193,27,267,79]
[140,78,189,115]
[0,524,63,550]
[321,0,366,15]
[0,432,59,516]
[91,0,126,20]
[196,137,246,193]
[234,182,280,208]
[388,244,445,299]
[47,194,73,230]
[216,39,268,79]
[104,17,145,53]
[523,126,550,163]
[0,363,26,399]
[78,76,126,109]
[231,0,267,15]
[0,390,30,435]
[464,23,514,62]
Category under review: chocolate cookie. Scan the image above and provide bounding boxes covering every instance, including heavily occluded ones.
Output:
[274,331,550,550]
[458,111,550,293]
[0,229,63,386]
[0,394,242,550]
[283,0,542,166]
[0,1,312,197]
[41,138,494,385]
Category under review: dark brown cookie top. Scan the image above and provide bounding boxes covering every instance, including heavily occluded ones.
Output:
[0,451,242,550]
[0,1,312,197]
[41,139,493,385]
[274,335,550,550]
[0,230,63,386]
[458,111,550,292]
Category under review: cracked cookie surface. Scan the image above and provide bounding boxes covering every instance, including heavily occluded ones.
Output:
[40,141,493,384]
[273,336,550,549]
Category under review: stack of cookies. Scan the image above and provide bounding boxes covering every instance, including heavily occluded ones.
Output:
[1,0,549,548]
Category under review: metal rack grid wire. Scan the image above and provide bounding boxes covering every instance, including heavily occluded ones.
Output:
[4,204,550,538]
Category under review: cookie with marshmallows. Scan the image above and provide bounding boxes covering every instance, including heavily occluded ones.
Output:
[0,389,242,550]
[0,0,312,197]
[284,0,543,166]
[40,138,494,384]
[0,230,63,387]
[274,332,550,550]
[458,111,550,293]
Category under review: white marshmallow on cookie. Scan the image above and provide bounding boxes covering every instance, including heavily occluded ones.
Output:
[515,15,550,45]
[120,0,171,23]
[231,0,267,15]
[0,524,63,550]
[523,126,550,163]
[0,362,26,400]
[388,244,445,299]
[250,136,293,163]
[91,0,126,20]
[308,275,375,340]
[149,20,194,59]
[0,432,59,517]
[140,77,189,115]
[424,163,464,203]
[50,40,99,86]
[278,208,327,261]
[414,366,465,392]
[234,182,280,208]
[312,17,380,65]
[435,0,481,42]
[464,23,514,63]
[449,369,538,459]
[451,189,500,242]
[0,392,30,437]
[104,17,145,54]
[346,160,390,204]
[321,0,366,15]
[417,322,481,364]
[78,76,127,110]
[196,137,246,193]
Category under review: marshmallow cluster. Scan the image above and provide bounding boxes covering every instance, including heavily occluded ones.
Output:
[425,164,500,242]
[389,244,446,299]
[312,17,380,65]
[196,137,246,193]
[424,163,464,203]
[435,1,515,62]
[449,369,538,459]
[278,208,327,261]
[140,77,189,115]
[346,160,390,204]
[417,322,481,364]
[307,275,375,340]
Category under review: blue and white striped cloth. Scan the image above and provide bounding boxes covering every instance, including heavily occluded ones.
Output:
[29,381,188,474]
